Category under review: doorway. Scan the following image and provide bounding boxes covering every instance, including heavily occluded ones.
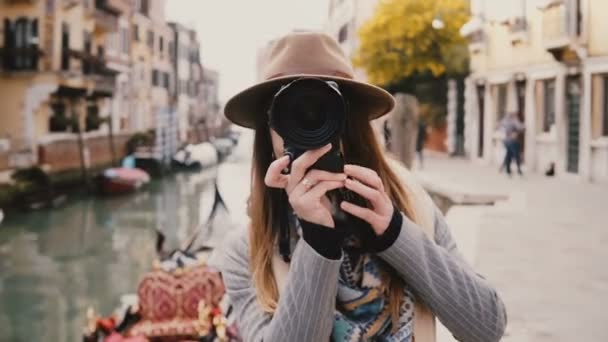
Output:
[515,79,526,161]
[565,76,581,173]
[476,84,485,158]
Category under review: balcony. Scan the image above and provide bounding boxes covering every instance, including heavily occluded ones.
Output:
[0,46,43,72]
[539,1,583,63]
[460,16,485,54]
[508,17,528,45]
[89,74,115,98]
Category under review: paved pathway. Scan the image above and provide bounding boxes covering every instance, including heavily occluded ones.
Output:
[419,154,608,342]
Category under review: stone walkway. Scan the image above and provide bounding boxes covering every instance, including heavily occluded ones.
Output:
[418,154,608,342]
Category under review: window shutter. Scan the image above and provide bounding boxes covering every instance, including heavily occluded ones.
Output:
[30,18,39,69]
[3,19,13,69]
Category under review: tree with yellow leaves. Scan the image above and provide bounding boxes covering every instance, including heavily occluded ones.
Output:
[353,0,470,87]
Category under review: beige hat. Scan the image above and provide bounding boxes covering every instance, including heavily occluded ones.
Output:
[224,31,395,129]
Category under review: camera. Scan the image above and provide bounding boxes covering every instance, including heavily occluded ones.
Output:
[268,78,374,252]
[268,77,346,174]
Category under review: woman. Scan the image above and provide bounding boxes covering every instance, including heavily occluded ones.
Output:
[218,31,506,342]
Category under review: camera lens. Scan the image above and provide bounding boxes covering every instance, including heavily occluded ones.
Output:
[293,94,326,131]
[269,78,346,150]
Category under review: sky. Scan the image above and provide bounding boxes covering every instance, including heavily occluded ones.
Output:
[166,0,329,104]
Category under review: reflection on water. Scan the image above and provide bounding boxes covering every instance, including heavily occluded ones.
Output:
[0,169,225,342]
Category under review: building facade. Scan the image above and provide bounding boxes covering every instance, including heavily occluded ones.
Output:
[462,0,608,182]
[325,0,379,81]
[198,66,222,140]
[0,0,214,173]
[0,0,132,171]
[168,22,202,144]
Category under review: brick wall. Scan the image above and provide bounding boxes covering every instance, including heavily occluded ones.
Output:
[0,152,9,171]
[38,133,131,173]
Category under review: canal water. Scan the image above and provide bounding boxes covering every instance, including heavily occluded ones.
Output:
[0,167,233,342]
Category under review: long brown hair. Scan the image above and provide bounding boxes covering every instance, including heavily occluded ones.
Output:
[249,110,418,329]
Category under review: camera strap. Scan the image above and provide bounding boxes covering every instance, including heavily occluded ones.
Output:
[278,191,292,262]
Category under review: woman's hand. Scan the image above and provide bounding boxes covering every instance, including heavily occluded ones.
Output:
[340,164,394,235]
[264,144,346,228]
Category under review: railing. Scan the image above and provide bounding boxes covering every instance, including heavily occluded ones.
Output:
[468,31,485,53]
[90,74,116,97]
[0,46,42,72]
[509,17,527,34]
[509,17,528,44]
[5,0,38,4]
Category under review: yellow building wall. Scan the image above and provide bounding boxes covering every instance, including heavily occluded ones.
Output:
[587,0,608,56]
[472,0,608,72]
[0,78,29,144]
[470,1,558,74]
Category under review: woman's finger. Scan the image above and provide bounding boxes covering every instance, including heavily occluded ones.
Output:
[264,155,290,188]
[289,144,332,189]
[291,169,346,198]
[340,200,378,224]
[344,178,383,207]
[344,164,383,190]
[303,180,344,200]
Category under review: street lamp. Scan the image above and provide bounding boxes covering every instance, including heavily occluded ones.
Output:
[432,15,445,30]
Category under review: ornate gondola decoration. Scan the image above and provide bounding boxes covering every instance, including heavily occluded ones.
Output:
[83,183,241,342]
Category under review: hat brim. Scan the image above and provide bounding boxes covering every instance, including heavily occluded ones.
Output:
[224,74,395,129]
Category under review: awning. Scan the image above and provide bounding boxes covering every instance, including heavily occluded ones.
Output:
[460,16,483,37]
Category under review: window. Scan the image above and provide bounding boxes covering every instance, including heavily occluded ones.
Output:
[3,17,39,71]
[139,0,149,16]
[163,72,170,89]
[121,27,129,54]
[604,76,608,136]
[338,24,348,43]
[85,105,101,132]
[152,69,159,86]
[543,79,556,132]
[147,30,154,49]
[49,102,69,132]
[61,22,70,71]
[593,75,608,138]
[159,36,164,55]
[83,31,92,74]
[168,41,175,61]
[496,83,507,120]
[133,24,139,42]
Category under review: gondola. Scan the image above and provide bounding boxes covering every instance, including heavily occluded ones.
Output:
[97,167,151,195]
[83,184,241,342]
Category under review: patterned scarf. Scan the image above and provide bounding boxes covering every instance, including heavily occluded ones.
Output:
[332,248,416,342]
[291,215,416,341]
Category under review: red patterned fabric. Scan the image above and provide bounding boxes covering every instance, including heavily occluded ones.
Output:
[128,264,225,340]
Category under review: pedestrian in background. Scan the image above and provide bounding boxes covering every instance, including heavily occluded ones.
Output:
[416,119,427,169]
[217,31,506,342]
[500,111,525,176]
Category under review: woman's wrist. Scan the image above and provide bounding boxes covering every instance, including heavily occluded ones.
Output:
[299,219,344,260]
[369,207,403,253]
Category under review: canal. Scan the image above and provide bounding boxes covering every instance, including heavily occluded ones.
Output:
[0,166,235,342]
